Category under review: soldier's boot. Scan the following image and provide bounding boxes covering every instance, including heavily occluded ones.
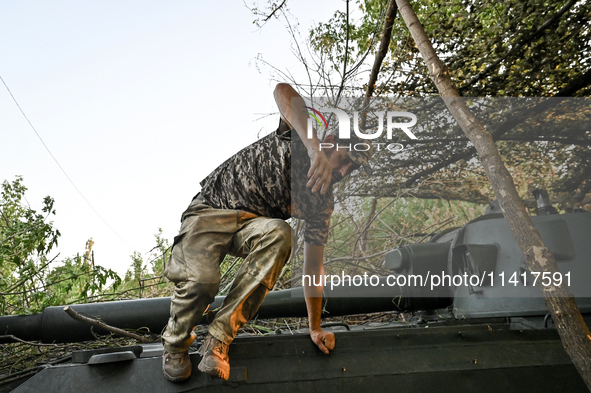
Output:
[162,350,192,382]
[162,330,196,382]
[197,334,230,380]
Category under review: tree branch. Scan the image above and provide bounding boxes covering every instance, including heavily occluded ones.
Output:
[403,135,591,146]
[556,68,591,97]
[401,67,591,188]
[335,0,351,107]
[364,0,398,105]
[63,306,156,343]
[0,222,44,244]
[0,334,65,347]
[263,0,287,22]
[396,0,591,388]
[0,208,12,228]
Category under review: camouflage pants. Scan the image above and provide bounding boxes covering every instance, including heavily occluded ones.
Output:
[161,196,291,353]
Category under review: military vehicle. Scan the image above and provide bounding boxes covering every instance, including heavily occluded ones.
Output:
[1,190,590,392]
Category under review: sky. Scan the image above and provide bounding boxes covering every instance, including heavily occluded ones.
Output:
[0,0,343,275]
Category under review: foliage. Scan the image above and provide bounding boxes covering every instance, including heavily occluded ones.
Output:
[304,0,590,97]
[26,255,121,312]
[0,335,141,384]
[249,0,590,285]
[0,177,120,315]
[0,176,60,274]
[118,229,172,299]
[252,0,591,211]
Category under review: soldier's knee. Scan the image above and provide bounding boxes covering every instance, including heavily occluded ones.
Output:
[194,282,219,300]
[264,219,292,251]
[175,281,218,303]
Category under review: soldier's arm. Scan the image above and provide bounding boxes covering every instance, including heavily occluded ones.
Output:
[303,242,335,354]
[273,83,333,195]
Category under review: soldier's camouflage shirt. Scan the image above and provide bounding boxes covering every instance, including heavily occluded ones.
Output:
[197,121,333,246]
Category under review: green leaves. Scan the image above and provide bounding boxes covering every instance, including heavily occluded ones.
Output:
[287,0,590,209]
[0,177,122,315]
[0,176,59,273]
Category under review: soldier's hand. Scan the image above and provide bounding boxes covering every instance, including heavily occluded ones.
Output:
[307,149,332,195]
[310,328,335,354]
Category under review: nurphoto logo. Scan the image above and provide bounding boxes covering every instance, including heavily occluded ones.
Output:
[304,106,418,152]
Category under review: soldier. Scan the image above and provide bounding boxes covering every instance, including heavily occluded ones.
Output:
[161,83,372,382]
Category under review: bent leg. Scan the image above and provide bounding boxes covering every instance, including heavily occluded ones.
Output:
[209,218,291,344]
[162,280,217,353]
[162,202,256,353]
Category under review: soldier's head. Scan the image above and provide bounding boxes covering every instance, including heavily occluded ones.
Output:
[321,134,373,184]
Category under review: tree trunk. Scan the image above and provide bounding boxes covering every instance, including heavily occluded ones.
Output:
[394,0,591,390]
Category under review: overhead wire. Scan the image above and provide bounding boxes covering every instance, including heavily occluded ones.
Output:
[0,75,135,251]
